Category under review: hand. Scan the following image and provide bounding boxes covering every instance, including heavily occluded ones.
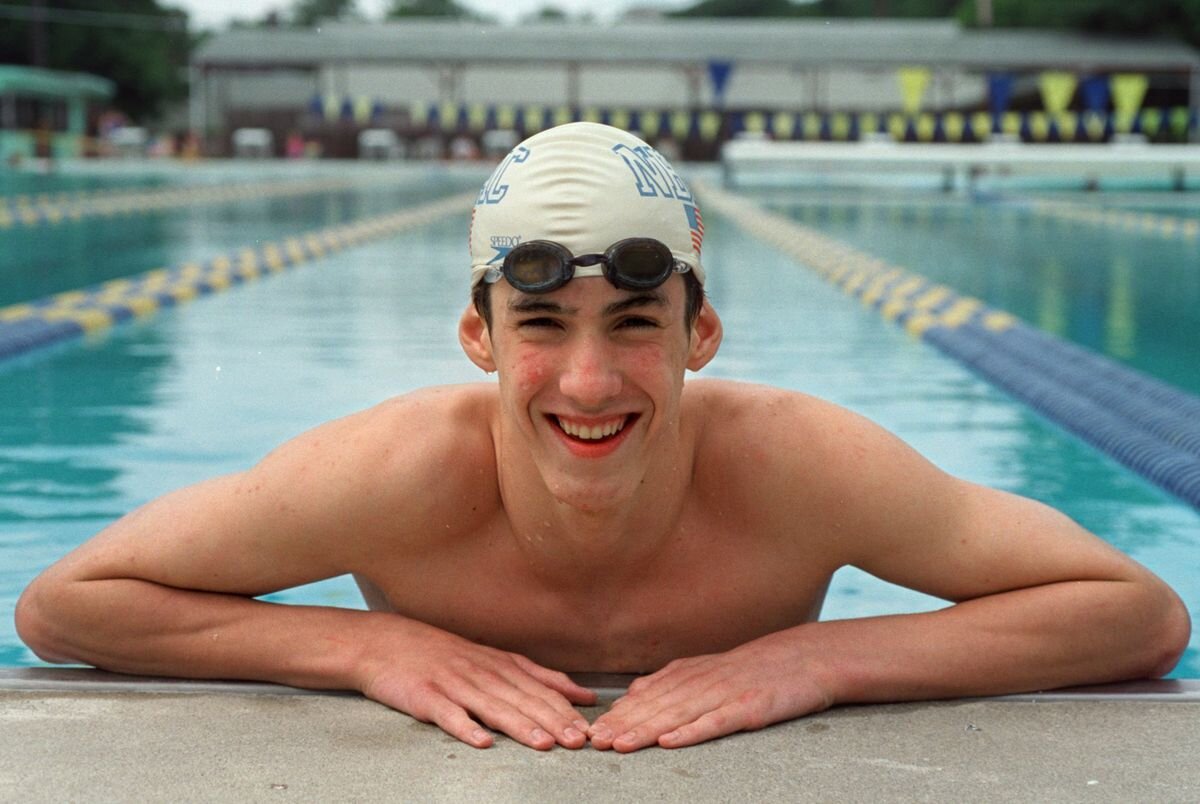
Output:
[588,631,834,752]
[356,617,597,750]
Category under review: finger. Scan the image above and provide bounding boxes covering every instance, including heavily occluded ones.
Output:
[593,680,735,751]
[608,699,720,753]
[587,721,617,751]
[624,657,711,700]
[511,654,599,706]
[657,702,767,749]
[399,667,579,750]
[459,692,562,751]
[465,664,590,746]
[592,676,711,739]
[611,699,753,753]
[474,683,588,749]
[442,672,587,751]
[407,692,494,749]
[590,700,679,751]
[590,697,646,747]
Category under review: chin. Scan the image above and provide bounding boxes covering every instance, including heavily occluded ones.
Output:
[546,473,641,514]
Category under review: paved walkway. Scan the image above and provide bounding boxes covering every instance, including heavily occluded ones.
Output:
[2,670,1198,802]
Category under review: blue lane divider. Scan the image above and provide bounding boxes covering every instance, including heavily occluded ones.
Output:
[694,178,1200,511]
[0,192,473,363]
[925,321,1200,507]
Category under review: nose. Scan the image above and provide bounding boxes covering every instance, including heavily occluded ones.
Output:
[558,333,622,408]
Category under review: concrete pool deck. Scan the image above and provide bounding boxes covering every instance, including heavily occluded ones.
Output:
[1,670,1198,802]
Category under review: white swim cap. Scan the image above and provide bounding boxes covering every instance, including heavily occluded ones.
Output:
[469,122,705,288]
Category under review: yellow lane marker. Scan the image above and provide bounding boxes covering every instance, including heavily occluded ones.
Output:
[0,192,474,362]
[1031,198,1200,243]
[0,174,408,231]
[692,178,1013,339]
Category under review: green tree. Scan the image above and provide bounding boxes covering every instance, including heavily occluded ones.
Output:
[384,0,492,20]
[979,0,1200,47]
[526,6,568,22]
[0,0,192,122]
[290,0,359,26]
[668,0,1200,47]
[668,0,809,17]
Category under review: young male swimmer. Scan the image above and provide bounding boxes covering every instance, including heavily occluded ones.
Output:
[17,123,1190,753]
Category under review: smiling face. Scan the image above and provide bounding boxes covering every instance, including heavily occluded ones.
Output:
[460,274,721,513]
[461,122,720,513]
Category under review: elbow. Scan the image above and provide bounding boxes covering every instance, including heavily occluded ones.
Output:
[14,575,78,664]
[1135,581,1192,680]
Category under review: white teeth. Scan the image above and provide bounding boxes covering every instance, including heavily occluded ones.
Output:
[556,416,627,440]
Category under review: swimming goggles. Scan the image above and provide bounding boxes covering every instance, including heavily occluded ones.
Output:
[481,238,691,293]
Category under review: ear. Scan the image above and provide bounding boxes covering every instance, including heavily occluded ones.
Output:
[686,299,723,372]
[458,304,496,373]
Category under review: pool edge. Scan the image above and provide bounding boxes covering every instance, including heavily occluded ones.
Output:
[2,666,1197,702]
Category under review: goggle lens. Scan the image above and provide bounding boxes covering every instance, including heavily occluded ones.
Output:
[609,240,673,288]
[507,243,568,291]
[494,239,686,293]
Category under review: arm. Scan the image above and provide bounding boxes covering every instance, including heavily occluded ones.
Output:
[16,392,594,750]
[590,392,1190,751]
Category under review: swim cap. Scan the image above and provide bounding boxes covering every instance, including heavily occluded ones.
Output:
[469,122,705,288]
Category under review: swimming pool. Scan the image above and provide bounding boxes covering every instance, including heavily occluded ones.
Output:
[1,162,1196,677]
[747,186,1200,396]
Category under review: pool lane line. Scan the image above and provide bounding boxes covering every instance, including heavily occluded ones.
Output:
[0,191,475,364]
[0,174,408,230]
[693,179,1200,511]
[1024,197,1200,242]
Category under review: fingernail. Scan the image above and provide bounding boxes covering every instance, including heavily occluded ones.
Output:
[591,726,613,741]
[472,729,489,743]
[564,726,583,741]
[617,730,637,744]
[662,730,680,743]
[574,719,590,731]
[531,728,550,742]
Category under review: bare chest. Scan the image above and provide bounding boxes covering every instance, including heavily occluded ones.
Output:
[356,528,832,673]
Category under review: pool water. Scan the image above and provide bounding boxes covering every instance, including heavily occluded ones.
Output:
[1,164,1197,677]
[761,187,1200,396]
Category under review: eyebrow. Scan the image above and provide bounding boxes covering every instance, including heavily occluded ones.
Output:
[506,290,668,317]
[507,297,576,315]
[603,291,668,316]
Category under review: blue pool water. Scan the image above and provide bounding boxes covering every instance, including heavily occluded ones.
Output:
[760,187,1200,395]
[1,163,1197,677]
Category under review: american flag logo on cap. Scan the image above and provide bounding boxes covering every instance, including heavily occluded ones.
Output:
[683,203,704,256]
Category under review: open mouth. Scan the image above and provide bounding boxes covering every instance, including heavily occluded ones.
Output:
[552,414,635,443]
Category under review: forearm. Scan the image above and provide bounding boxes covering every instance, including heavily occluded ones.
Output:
[809,578,1190,705]
[19,573,599,751]
[16,575,384,691]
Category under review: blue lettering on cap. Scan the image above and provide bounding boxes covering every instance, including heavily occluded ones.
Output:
[611,144,694,202]
[477,146,530,205]
[487,235,522,265]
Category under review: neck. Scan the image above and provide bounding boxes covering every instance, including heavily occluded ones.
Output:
[495,422,694,584]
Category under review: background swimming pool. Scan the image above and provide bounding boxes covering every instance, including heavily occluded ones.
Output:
[1,163,1197,677]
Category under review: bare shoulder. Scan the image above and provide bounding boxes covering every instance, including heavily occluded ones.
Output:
[224,382,504,575]
[255,383,500,522]
[684,377,885,464]
[32,384,503,596]
[302,383,498,471]
[684,378,957,551]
